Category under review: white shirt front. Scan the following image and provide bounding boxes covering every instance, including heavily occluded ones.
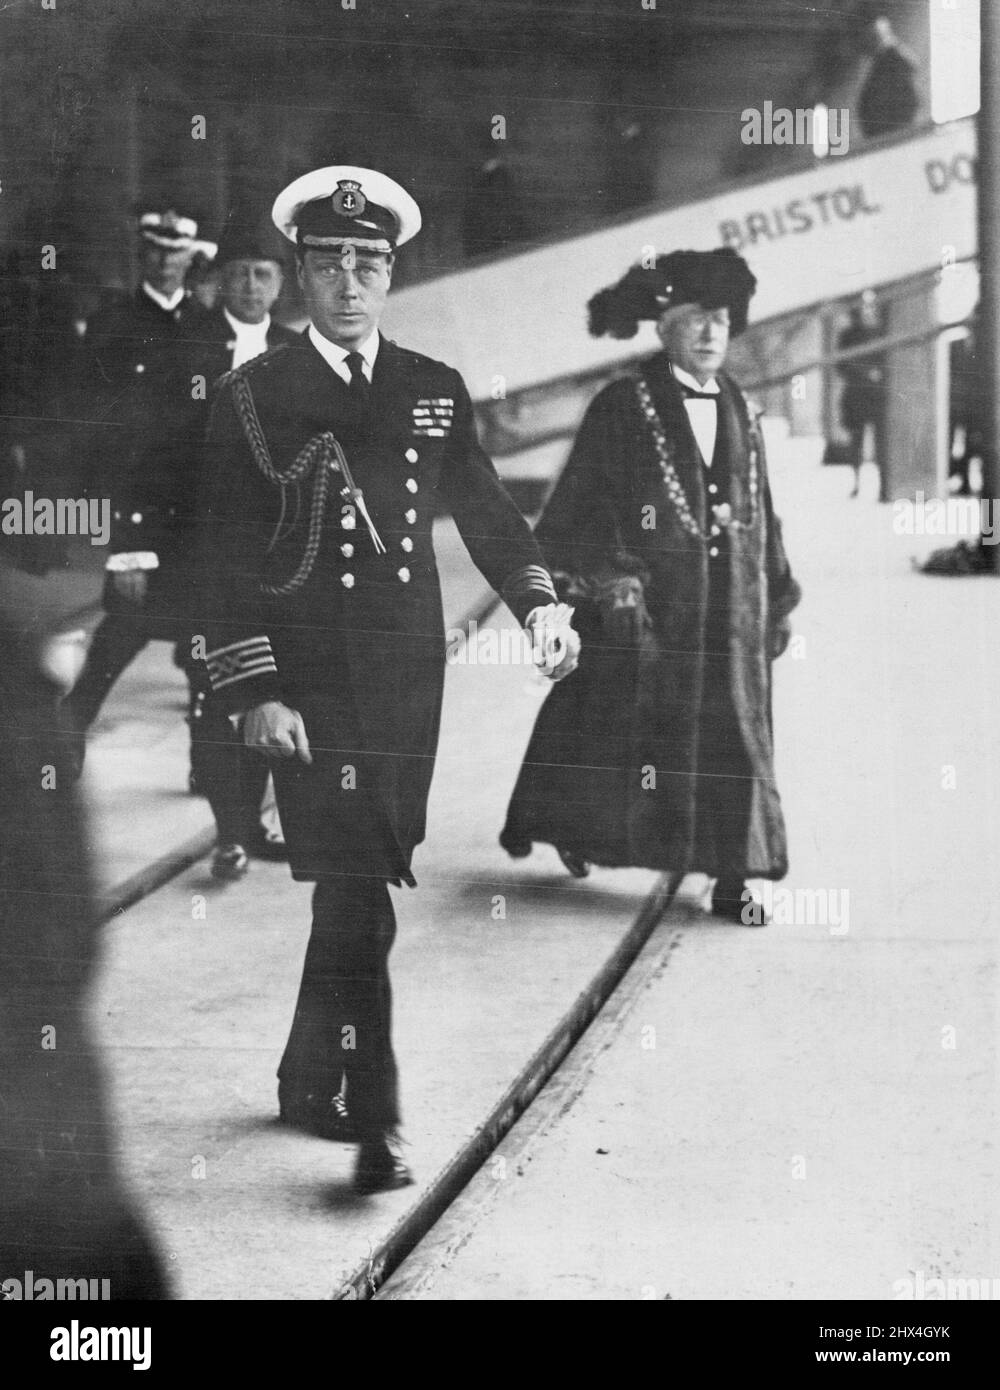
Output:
[223,307,271,369]
[671,363,719,467]
[141,282,186,313]
[307,323,380,386]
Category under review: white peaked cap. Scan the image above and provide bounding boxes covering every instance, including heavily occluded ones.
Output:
[271,165,421,249]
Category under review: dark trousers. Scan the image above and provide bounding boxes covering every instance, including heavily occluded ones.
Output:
[65,557,198,730]
[277,874,400,1137]
[63,610,163,730]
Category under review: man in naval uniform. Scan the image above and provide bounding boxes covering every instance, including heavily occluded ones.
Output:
[501,249,801,924]
[193,166,580,1194]
[185,223,299,880]
[63,207,210,775]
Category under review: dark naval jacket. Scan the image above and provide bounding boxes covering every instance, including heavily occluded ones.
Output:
[76,287,206,613]
[502,351,802,879]
[193,332,557,886]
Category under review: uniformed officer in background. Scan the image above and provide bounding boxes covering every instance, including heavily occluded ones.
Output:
[186,222,299,880]
[194,165,580,1194]
[63,207,211,778]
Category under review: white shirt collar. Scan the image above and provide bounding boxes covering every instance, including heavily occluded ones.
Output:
[670,363,720,395]
[141,282,186,312]
[307,323,380,383]
[223,306,270,338]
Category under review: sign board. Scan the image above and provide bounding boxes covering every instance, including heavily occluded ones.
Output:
[381,118,976,402]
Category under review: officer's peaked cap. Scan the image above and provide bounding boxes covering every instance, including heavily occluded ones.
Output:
[139,209,199,249]
[272,165,421,252]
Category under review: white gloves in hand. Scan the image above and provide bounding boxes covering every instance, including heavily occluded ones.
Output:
[525,602,581,682]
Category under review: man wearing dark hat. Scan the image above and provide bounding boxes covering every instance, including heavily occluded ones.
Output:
[63,207,210,775]
[191,225,297,377]
[193,166,579,1193]
[185,225,299,880]
[501,247,801,925]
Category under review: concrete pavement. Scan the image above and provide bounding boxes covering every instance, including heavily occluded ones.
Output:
[72,443,1000,1300]
[379,452,1000,1300]
[77,517,662,1298]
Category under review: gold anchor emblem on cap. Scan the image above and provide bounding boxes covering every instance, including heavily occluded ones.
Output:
[332,179,366,218]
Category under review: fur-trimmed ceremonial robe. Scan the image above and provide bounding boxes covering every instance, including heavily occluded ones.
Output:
[502,351,801,879]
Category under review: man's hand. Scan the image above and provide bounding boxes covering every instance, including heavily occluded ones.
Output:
[526,603,581,682]
[598,575,651,647]
[243,701,313,763]
[112,570,148,603]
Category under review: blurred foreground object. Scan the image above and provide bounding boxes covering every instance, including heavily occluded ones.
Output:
[0,615,168,1297]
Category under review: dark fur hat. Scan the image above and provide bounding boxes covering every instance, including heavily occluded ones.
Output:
[587,247,757,339]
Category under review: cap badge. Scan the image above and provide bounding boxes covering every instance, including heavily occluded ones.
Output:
[332,179,366,218]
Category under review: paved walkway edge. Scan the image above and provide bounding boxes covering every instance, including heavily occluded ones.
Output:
[96,827,216,924]
[333,870,682,1301]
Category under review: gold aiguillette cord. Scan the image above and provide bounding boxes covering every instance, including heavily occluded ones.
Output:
[329,437,387,556]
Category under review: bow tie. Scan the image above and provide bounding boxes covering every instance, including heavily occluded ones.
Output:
[680,384,718,402]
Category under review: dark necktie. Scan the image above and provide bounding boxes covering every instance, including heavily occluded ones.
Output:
[680,383,718,402]
[345,351,370,408]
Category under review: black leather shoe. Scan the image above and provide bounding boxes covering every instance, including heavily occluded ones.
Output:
[246,824,288,861]
[712,880,770,926]
[211,843,249,881]
[353,1133,414,1195]
[499,828,532,859]
[278,1090,356,1143]
[558,847,591,878]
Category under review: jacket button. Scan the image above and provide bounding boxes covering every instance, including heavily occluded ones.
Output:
[405,447,419,463]
[405,509,417,524]
[342,573,355,588]
[405,477,418,493]
[401,537,413,552]
[708,482,718,495]
[397,567,411,583]
[341,542,354,558]
[135,363,145,373]
[131,512,143,524]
